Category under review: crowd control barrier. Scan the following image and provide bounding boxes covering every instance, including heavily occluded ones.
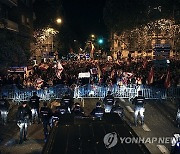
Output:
[0,84,180,103]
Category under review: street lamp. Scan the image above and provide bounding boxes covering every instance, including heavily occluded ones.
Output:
[56,18,62,24]
[91,34,95,38]
[51,18,62,54]
[90,34,95,42]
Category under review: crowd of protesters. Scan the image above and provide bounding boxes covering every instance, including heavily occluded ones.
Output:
[0,57,179,90]
[0,57,180,147]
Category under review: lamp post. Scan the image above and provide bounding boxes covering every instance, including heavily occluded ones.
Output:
[52,17,62,53]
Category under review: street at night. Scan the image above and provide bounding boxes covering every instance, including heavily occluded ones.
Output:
[0,0,180,154]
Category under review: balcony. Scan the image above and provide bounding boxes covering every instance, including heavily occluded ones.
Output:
[0,18,19,32]
[0,0,17,7]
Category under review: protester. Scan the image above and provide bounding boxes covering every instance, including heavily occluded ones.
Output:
[1,59,179,89]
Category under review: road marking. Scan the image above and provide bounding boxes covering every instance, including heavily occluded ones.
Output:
[126,106,134,113]
[157,145,170,154]
[142,124,151,132]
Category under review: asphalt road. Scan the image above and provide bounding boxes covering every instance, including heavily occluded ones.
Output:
[0,98,179,154]
[83,98,180,154]
[0,103,44,154]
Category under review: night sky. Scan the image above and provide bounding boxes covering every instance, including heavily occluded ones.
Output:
[61,0,108,43]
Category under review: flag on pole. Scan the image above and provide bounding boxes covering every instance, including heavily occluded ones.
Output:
[142,59,148,69]
[55,61,64,79]
[97,63,102,80]
[90,42,95,59]
[35,77,44,90]
[147,67,154,85]
[123,72,133,79]
[164,70,170,88]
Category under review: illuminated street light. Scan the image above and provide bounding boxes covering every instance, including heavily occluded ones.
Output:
[56,18,62,24]
[91,34,95,38]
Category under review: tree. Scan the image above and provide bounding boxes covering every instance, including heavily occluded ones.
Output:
[103,0,180,33]
[0,31,30,72]
[33,0,78,57]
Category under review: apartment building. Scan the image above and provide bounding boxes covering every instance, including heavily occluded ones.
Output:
[0,0,34,50]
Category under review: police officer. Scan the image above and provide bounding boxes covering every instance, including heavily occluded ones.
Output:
[132,91,145,126]
[55,103,70,115]
[111,100,124,119]
[61,92,74,112]
[171,133,180,154]
[40,102,52,142]
[71,103,84,117]
[90,102,105,118]
[176,99,180,127]
[0,96,10,125]
[103,91,115,106]
[16,102,32,144]
[103,91,115,113]
[50,103,70,128]
[29,92,40,123]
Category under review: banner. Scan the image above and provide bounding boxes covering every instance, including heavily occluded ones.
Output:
[78,72,90,78]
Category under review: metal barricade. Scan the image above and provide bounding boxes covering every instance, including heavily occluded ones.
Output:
[74,84,180,99]
[0,84,73,103]
[0,84,180,102]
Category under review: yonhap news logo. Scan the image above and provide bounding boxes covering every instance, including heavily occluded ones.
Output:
[103,132,180,149]
[103,132,118,149]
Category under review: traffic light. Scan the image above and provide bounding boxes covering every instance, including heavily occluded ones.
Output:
[98,39,103,44]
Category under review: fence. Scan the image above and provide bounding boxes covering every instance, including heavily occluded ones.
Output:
[73,84,172,99]
[0,84,180,102]
[0,84,73,103]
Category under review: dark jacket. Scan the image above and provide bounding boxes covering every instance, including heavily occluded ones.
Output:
[111,106,124,118]
[103,94,114,105]
[55,106,70,115]
[71,106,84,117]
[132,96,145,107]
[90,107,105,118]
[16,105,32,122]
[29,95,40,109]
[40,106,52,121]
[61,95,74,108]
[0,99,10,111]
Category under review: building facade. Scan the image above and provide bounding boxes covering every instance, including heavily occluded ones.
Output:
[0,0,34,50]
[111,19,180,60]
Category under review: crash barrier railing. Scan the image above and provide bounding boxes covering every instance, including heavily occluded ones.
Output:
[0,84,180,102]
